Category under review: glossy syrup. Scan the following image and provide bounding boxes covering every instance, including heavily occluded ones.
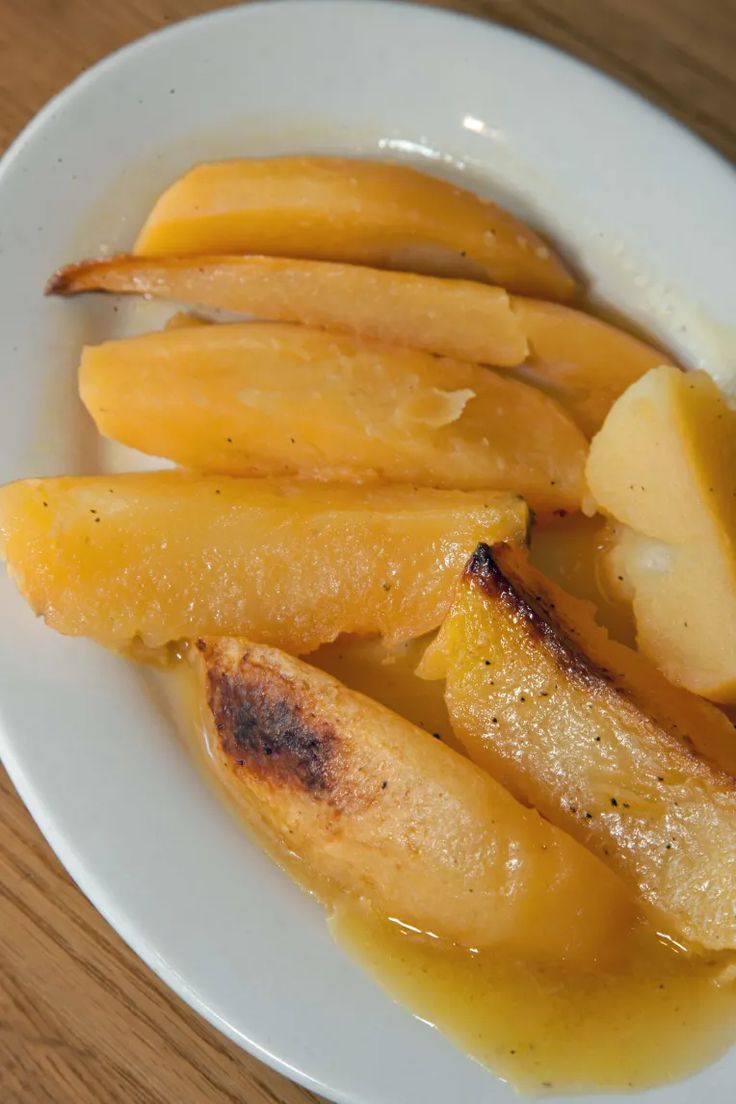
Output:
[330,904,736,1095]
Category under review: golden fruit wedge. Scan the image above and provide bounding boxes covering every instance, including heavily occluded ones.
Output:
[419,542,736,950]
[0,473,528,652]
[509,298,671,435]
[48,254,529,368]
[195,638,634,960]
[80,323,587,513]
[587,366,736,702]
[133,157,576,300]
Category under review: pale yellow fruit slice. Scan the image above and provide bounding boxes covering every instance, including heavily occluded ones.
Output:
[79,322,588,513]
[133,156,576,300]
[586,365,736,702]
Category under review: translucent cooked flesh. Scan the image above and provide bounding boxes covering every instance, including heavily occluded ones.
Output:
[0,473,528,652]
[48,254,529,368]
[133,156,576,300]
[311,634,458,749]
[587,366,736,702]
[509,298,671,435]
[196,638,634,960]
[419,543,736,950]
[528,512,636,647]
[79,322,587,512]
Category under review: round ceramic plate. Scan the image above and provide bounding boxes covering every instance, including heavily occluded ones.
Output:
[1,3,735,1102]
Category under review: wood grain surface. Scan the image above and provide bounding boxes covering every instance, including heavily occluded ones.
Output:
[0,2,734,1102]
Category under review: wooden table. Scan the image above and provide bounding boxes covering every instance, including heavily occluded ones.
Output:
[0,2,734,1102]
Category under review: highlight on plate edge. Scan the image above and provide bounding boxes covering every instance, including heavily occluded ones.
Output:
[3,153,736,1095]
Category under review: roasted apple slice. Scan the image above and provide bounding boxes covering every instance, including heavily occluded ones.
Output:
[0,473,528,651]
[195,638,633,959]
[48,254,528,368]
[587,365,736,702]
[419,542,736,950]
[133,157,576,300]
[80,322,587,513]
[509,298,670,435]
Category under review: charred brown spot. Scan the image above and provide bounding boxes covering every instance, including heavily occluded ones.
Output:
[464,543,614,691]
[45,264,76,296]
[44,259,105,297]
[206,654,337,797]
[44,254,131,297]
[463,550,736,790]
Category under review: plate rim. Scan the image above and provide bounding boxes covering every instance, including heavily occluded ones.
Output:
[4,0,735,194]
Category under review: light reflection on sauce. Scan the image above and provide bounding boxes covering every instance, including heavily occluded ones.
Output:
[148,562,736,1095]
[329,901,736,1095]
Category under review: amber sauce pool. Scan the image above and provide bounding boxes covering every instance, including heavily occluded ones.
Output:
[153,517,736,1095]
[330,906,736,1095]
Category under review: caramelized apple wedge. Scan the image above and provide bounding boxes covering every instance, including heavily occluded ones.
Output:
[419,542,736,950]
[48,254,528,368]
[510,298,671,435]
[133,157,576,300]
[195,638,633,959]
[0,473,528,651]
[80,323,587,512]
[587,366,736,702]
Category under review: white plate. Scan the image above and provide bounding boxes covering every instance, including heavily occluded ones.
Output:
[1,3,735,1102]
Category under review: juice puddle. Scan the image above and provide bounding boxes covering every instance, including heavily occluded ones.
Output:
[310,633,460,749]
[150,616,736,1095]
[330,904,736,1095]
[528,511,636,648]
